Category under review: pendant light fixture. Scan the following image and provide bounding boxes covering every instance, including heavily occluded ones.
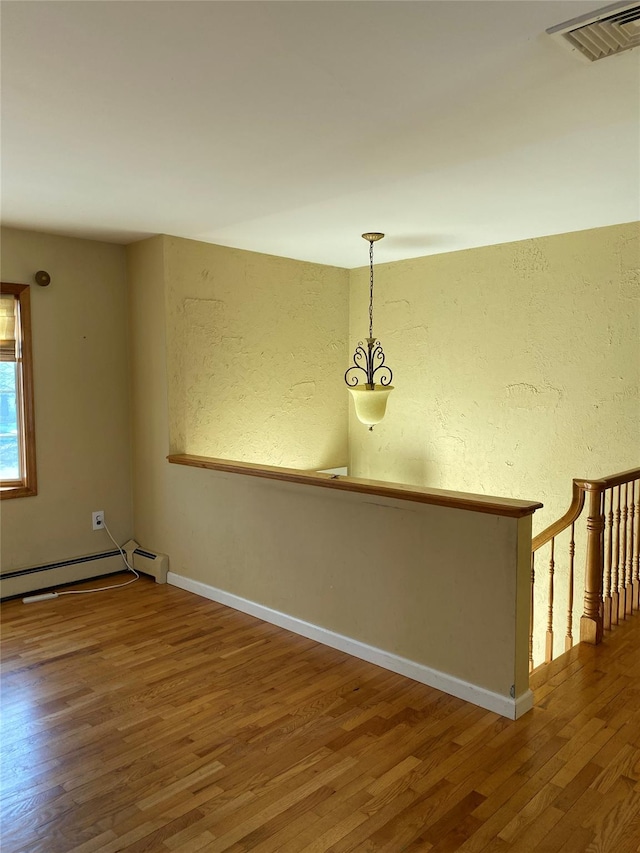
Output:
[345,232,394,430]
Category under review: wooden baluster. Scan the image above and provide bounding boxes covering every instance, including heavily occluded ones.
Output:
[580,485,604,645]
[545,538,555,663]
[603,489,613,631]
[566,522,575,651]
[599,489,606,626]
[627,480,640,615]
[529,552,535,672]
[612,485,621,626]
[622,482,630,618]
[634,480,640,612]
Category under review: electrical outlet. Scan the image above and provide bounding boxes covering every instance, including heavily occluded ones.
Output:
[92,511,105,531]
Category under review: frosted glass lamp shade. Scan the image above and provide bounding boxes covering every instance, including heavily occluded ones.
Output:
[348,385,394,426]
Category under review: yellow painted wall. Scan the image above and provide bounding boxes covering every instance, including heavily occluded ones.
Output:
[128,236,532,707]
[0,227,133,570]
[348,221,639,665]
[163,235,349,470]
[349,222,639,533]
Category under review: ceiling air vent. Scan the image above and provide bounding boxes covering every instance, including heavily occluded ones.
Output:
[547,1,640,61]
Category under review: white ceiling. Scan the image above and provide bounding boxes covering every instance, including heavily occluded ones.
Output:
[2,0,639,268]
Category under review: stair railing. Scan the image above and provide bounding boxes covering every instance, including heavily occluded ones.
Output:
[530,466,640,671]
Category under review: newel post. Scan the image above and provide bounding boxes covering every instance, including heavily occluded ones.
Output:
[580,484,605,645]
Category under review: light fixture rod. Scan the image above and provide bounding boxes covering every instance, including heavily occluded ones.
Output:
[368,239,374,339]
[362,232,384,339]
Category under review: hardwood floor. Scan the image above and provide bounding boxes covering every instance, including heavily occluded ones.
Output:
[1,576,639,852]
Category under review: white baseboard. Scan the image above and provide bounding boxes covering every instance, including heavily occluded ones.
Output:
[515,689,534,718]
[168,572,531,719]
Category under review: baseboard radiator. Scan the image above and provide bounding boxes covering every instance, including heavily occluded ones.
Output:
[123,540,169,585]
[0,541,168,600]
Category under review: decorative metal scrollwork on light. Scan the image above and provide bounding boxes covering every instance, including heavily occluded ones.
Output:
[345,338,393,389]
[345,233,394,429]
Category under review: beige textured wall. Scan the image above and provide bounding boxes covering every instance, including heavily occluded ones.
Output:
[348,222,639,665]
[128,236,531,704]
[164,235,349,470]
[128,236,168,542]
[349,222,639,533]
[0,227,133,570]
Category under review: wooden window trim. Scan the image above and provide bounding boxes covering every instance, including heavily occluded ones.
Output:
[0,283,37,499]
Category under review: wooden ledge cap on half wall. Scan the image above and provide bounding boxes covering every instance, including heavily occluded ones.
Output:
[167,454,543,518]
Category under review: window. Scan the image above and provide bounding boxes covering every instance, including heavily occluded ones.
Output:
[0,283,37,498]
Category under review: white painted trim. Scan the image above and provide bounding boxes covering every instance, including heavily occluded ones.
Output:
[515,689,534,718]
[168,572,529,719]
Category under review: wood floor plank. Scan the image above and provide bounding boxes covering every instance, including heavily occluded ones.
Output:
[2,576,640,852]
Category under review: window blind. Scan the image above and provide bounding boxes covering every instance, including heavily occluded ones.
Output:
[0,293,17,362]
